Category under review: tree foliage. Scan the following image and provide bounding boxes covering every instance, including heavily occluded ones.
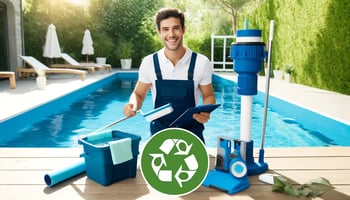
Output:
[88,0,162,66]
[23,0,233,68]
[242,0,350,94]
[207,0,251,35]
[22,0,348,94]
[23,0,89,64]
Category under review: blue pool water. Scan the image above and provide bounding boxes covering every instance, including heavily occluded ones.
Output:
[1,72,349,147]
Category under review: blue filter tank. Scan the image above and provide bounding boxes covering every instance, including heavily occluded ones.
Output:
[230,30,265,95]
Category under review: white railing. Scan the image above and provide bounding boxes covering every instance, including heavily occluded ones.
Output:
[211,34,235,72]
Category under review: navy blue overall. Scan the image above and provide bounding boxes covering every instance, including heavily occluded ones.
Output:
[150,52,205,142]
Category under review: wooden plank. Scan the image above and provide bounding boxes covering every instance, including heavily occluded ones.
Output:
[1,147,350,199]
[0,170,348,199]
[0,184,349,200]
[1,147,349,158]
[0,170,86,185]
[208,147,350,158]
[273,170,350,185]
[3,154,349,171]
[261,147,350,157]
[0,148,83,158]
[1,169,349,186]
[0,157,83,170]
[265,157,350,170]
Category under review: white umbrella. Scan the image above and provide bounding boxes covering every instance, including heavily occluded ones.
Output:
[81,29,94,62]
[43,24,61,59]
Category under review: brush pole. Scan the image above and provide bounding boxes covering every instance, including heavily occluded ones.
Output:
[94,110,140,133]
[261,20,274,149]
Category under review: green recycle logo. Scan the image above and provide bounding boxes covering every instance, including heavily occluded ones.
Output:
[140,128,209,196]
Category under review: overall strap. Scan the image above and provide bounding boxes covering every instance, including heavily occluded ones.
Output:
[153,52,197,80]
[188,52,197,80]
[153,53,162,80]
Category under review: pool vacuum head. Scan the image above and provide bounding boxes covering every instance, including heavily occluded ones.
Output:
[202,137,250,194]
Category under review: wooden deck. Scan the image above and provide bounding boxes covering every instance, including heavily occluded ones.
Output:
[1,147,350,200]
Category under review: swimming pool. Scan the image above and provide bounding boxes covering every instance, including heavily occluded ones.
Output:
[1,72,349,147]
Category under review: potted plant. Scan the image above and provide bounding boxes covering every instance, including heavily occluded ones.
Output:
[119,39,133,70]
[94,34,113,64]
[35,69,46,90]
[282,64,294,82]
[273,65,283,80]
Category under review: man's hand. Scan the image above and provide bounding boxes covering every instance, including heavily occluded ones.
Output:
[123,103,137,117]
[193,112,210,124]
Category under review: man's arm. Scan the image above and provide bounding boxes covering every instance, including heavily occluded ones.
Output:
[193,83,216,123]
[199,83,216,105]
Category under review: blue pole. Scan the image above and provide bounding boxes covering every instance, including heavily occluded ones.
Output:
[44,159,85,187]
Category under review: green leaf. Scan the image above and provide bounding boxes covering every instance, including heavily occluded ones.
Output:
[284,184,300,197]
[271,176,287,192]
[272,176,334,198]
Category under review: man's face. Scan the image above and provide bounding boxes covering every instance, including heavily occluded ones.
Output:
[158,17,185,51]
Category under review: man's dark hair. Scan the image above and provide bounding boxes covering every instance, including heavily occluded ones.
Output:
[155,8,185,31]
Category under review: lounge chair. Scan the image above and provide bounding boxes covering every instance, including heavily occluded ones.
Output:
[18,56,87,81]
[0,71,16,89]
[50,64,95,74]
[57,53,112,73]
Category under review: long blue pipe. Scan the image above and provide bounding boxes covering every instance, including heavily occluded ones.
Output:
[44,159,85,187]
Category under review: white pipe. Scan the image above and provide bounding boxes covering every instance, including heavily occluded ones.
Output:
[240,95,252,142]
[240,95,252,160]
[223,38,227,70]
[211,34,214,64]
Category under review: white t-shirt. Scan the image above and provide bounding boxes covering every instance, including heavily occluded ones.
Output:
[138,47,213,106]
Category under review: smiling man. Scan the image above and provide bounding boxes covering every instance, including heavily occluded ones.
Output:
[123,7,216,143]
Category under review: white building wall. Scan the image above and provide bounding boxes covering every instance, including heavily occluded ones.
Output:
[1,0,23,72]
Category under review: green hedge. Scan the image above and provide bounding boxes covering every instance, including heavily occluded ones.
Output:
[242,0,350,94]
